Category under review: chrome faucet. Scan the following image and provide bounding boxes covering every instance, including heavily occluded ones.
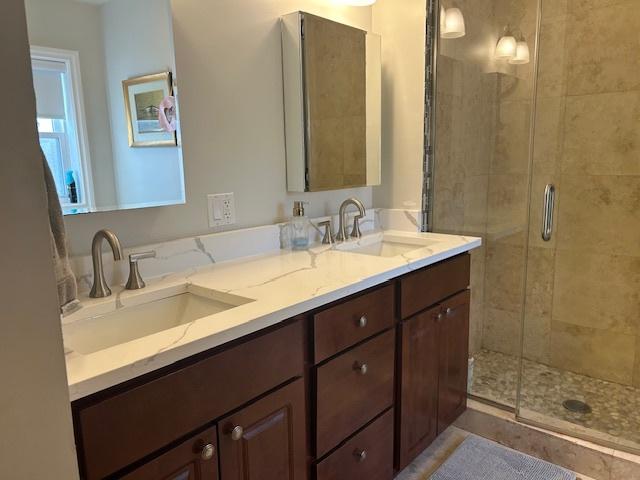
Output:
[89,229,123,298]
[336,197,366,242]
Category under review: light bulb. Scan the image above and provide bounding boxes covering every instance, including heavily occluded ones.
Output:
[509,40,530,64]
[495,35,517,59]
[441,8,466,39]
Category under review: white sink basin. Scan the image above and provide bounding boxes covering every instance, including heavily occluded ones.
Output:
[335,232,442,258]
[64,290,252,354]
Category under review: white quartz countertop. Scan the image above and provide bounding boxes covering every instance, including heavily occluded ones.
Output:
[63,230,480,401]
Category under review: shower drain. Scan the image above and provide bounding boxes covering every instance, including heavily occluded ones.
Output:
[562,399,592,414]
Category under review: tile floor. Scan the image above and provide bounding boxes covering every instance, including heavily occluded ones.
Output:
[470,349,640,452]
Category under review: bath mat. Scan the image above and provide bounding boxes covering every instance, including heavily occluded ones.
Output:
[430,435,576,480]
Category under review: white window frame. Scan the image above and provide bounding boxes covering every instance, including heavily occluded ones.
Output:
[31,45,96,212]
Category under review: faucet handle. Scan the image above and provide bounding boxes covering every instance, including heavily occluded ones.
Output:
[126,250,156,290]
[130,250,156,262]
[350,214,363,239]
[317,220,334,245]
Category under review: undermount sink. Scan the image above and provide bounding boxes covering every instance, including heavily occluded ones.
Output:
[64,290,253,355]
[334,232,442,258]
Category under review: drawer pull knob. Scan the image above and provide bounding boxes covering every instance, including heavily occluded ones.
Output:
[354,361,368,375]
[436,312,444,322]
[358,315,368,328]
[230,425,244,441]
[445,307,453,316]
[200,443,215,461]
[353,449,367,462]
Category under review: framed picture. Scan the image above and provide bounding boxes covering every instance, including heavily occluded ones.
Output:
[122,72,177,147]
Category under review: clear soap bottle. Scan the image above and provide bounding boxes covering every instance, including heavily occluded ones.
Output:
[291,201,309,250]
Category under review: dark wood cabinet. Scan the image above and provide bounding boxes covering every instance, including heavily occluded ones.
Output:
[219,378,308,480]
[397,286,470,470]
[71,254,472,480]
[76,321,304,480]
[121,427,218,480]
[313,284,394,363]
[437,290,470,434]
[396,305,440,471]
[316,409,394,480]
[316,329,395,457]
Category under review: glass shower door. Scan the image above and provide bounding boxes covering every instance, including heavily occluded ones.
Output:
[517,0,640,454]
[431,0,539,411]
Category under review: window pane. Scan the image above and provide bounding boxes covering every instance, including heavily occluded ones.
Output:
[39,135,68,200]
[37,117,55,133]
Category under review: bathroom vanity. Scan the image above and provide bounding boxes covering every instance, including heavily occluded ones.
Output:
[66,232,478,480]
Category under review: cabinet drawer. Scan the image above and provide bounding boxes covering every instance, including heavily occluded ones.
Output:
[316,410,394,480]
[77,320,304,480]
[400,254,470,319]
[121,426,218,480]
[316,330,395,457]
[314,284,394,363]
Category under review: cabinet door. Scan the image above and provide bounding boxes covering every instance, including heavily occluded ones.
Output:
[121,426,218,480]
[219,378,307,480]
[396,305,440,471]
[437,290,470,434]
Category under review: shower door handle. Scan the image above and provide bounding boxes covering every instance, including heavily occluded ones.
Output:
[541,184,556,241]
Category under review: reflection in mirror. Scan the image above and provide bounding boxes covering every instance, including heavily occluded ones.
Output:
[25,0,186,215]
[282,12,381,192]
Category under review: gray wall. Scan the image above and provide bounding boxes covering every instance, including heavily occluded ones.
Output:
[25,0,118,208]
[102,0,185,208]
[0,0,79,478]
[372,0,426,211]
[64,0,374,255]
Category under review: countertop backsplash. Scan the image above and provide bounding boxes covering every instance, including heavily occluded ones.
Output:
[70,208,421,295]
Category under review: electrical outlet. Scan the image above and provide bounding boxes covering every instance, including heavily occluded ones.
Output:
[207,193,236,227]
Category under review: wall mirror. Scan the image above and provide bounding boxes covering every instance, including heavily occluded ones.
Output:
[25,0,185,215]
[282,12,382,192]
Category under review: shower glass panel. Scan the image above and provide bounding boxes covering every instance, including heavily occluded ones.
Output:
[516,0,640,453]
[432,0,639,455]
[431,0,538,409]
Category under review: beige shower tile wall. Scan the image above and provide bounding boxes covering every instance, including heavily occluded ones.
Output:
[524,0,640,386]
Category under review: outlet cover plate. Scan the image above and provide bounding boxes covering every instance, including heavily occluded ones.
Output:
[207,193,236,227]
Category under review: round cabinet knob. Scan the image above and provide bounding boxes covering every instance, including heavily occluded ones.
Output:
[445,307,453,316]
[353,449,367,462]
[358,315,368,328]
[200,443,215,461]
[354,361,368,375]
[436,312,444,322]
[230,425,244,441]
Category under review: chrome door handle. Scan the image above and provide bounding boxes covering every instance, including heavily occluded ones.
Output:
[541,184,556,242]
[354,361,368,375]
[200,443,215,460]
[353,449,367,462]
[229,425,244,441]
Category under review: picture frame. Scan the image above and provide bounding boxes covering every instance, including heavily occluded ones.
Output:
[122,72,177,147]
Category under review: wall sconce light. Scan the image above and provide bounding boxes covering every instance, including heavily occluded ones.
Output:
[440,7,466,39]
[495,28,517,59]
[495,27,530,64]
[509,39,530,65]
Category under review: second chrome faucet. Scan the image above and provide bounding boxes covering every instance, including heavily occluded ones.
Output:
[336,197,366,242]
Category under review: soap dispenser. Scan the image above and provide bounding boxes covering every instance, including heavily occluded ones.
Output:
[290,201,310,250]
